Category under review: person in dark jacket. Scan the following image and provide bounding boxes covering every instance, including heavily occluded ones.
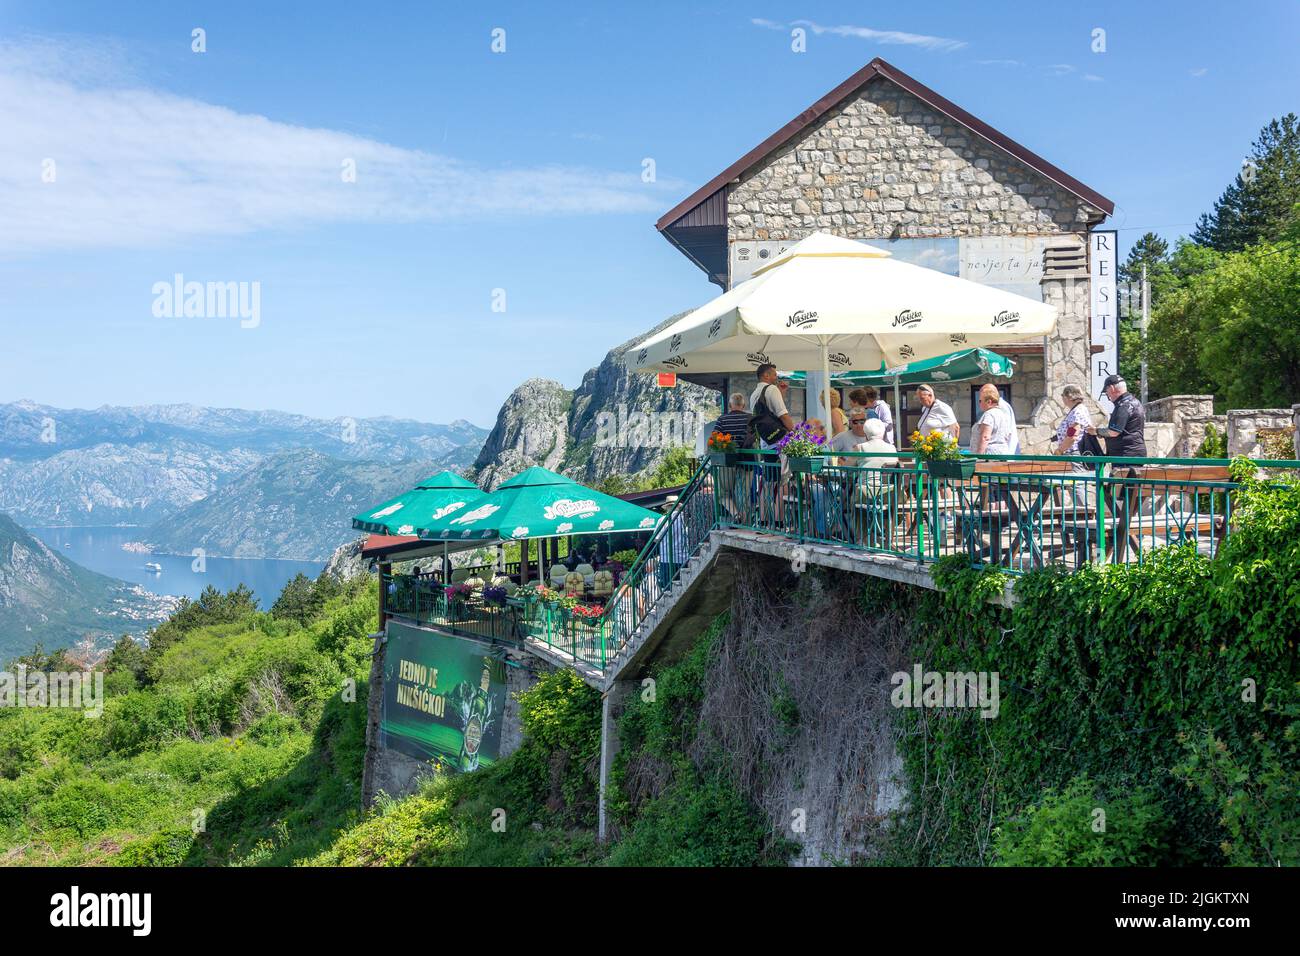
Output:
[1086,375,1146,561]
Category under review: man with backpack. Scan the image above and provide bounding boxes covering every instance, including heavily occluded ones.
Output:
[748,364,794,527]
[749,363,794,448]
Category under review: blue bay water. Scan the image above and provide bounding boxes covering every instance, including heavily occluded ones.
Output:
[31,526,324,609]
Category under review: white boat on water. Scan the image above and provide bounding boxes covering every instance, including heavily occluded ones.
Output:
[144,562,163,573]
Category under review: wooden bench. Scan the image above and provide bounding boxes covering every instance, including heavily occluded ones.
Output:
[1128,464,1231,545]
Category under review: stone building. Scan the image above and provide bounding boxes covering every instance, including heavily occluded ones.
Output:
[656,58,1115,448]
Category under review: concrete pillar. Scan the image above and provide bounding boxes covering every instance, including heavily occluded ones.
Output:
[1033,236,1091,450]
[597,678,636,842]
[378,561,391,623]
[360,628,387,809]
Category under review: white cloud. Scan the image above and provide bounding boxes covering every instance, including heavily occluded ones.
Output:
[1082,74,1104,82]
[754,18,966,53]
[976,59,1024,67]
[1190,67,1208,77]
[0,36,678,254]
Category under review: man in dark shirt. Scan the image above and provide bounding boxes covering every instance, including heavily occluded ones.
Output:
[1086,375,1147,561]
[714,392,752,441]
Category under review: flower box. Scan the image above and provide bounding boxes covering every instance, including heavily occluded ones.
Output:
[708,451,744,467]
[927,458,977,480]
[788,456,825,475]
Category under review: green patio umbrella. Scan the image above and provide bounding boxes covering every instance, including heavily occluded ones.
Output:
[787,347,1015,387]
[351,470,489,536]
[415,466,662,543]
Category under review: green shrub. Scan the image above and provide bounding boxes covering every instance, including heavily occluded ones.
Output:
[497,668,602,828]
[993,776,1171,866]
[115,827,195,867]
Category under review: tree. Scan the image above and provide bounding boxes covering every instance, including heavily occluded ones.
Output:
[1118,231,1170,286]
[270,573,316,625]
[104,635,147,679]
[645,445,697,489]
[1146,240,1300,407]
[142,584,261,681]
[1192,114,1300,252]
[1140,241,1225,398]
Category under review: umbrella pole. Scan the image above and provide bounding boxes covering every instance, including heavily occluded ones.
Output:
[820,340,833,429]
[893,379,901,444]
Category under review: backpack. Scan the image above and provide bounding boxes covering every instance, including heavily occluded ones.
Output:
[748,383,788,448]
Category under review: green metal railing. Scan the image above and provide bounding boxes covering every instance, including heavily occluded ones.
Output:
[600,460,718,670]
[711,449,1300,572]
[384,574,614,668]
[386,448,1299,677]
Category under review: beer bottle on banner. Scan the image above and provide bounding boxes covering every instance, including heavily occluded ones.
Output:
[458,665,492,772]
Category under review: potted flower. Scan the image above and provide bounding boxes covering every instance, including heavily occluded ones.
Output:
[482,584,510,608]
[910,428,975,480]
[571,603,604,622]
[706,431,743,466]
[776,421,827,474]
[443,582,474,614]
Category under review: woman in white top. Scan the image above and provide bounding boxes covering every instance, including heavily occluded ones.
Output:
[914,384,959,439]
[972,383,1015,455]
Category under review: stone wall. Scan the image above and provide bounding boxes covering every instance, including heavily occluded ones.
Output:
[724,77,1101,435]
[1228,408,1296,458]
[727,81,1102,240]
[1146,395,1224,459]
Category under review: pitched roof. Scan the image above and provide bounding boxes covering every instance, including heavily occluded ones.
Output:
[656,57,1114,233]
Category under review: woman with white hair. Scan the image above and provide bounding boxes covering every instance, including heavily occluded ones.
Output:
[1053,384,1094,506]
[857,418,898,470]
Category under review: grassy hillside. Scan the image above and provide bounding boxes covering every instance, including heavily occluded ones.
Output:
[0,575,376,865]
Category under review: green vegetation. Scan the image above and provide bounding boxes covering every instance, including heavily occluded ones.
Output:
[0,573,375,865]
[880,468,1300,867]
[607,616,793,866]
[595,444,696,496]
[3,461,1295,868]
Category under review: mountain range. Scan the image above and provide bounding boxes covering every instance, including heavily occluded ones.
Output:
[141,452,445,561]
[0,400,488,530]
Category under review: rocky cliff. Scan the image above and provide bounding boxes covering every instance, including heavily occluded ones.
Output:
[472,315,721,490]
[472,379,574,491]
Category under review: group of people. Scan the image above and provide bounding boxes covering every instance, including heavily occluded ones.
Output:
[695,363,1146,467]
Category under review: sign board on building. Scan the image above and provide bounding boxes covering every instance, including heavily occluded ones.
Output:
[959,236,1049,302]
[1089,231,1119,413]
[381,621,508,773]
[731,236,1047,302]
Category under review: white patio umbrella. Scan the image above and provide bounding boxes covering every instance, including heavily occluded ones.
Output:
[628,232,1056,424]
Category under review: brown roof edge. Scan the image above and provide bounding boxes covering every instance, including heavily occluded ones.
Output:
[655,57,1114,232]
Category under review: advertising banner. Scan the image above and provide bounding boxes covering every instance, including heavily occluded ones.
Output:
[381,621,508,773]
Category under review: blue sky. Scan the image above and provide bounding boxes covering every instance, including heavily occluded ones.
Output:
[1,1,1296,427]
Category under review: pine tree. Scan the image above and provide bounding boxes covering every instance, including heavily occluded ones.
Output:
[1118,232,1170,285]
[1191,114,1300,251]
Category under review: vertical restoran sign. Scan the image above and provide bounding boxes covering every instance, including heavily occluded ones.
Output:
[1089,230,1119,414]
